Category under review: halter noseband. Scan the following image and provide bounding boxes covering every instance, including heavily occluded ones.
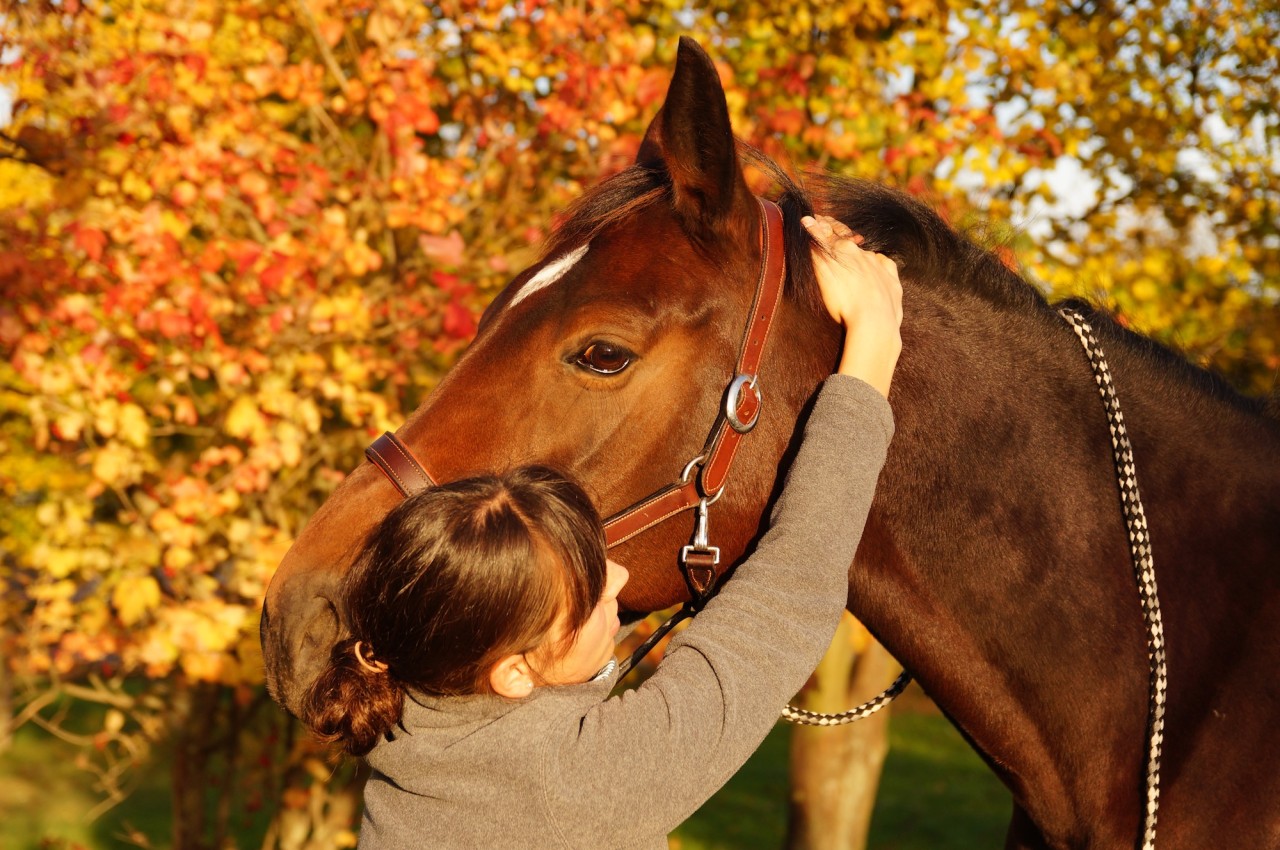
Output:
[366,197,787,603]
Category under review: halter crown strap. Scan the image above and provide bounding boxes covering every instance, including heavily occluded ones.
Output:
[698,197,785,497]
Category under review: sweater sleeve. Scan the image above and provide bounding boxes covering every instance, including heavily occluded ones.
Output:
[542,374,894,845]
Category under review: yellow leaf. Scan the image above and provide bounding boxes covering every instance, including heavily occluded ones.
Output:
[225,396,263,440]
[113,575,161,626]
[164,546,196,571]
[1132,279,1159,301]
[150,508,181,533]
[275,421,303,467]
[54,410,86,441]
[119,403,150,448]
[36,502,60,526]
[92,443,130,484]
[94,398,120,438]
[46,547,81,579]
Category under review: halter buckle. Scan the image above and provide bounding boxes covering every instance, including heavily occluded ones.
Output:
[725,373,761,434]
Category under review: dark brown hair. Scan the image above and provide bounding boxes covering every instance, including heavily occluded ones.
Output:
[301,466,606,756]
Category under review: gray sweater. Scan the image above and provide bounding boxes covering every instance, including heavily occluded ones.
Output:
[359,375,895,849]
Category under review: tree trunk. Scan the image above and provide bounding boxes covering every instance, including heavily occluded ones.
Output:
[0,655,11,753]
[783,616,898,850]
[171,679,221,850]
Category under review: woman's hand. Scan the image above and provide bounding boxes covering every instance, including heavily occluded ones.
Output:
[803,215,904,398]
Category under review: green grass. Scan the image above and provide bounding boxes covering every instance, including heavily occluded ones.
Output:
[2,705,1009,849]
[867,713,1010,849]
[672,711,1010,850]
[0,719,174,849]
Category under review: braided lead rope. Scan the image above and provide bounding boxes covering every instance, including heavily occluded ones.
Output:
[781,670,913,726]
[1060,306,1167,850]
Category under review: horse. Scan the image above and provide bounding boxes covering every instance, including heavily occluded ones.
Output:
[262,37,1280,849]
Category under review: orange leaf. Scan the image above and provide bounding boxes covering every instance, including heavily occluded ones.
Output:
[75,227,107,262]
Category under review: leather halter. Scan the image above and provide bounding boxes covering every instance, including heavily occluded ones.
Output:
[366,197,787,600]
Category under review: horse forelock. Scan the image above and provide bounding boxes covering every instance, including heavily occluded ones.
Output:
[539,166,671,264]
[537,148,827,317]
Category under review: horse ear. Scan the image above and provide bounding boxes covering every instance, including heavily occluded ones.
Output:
[637,37,750,231]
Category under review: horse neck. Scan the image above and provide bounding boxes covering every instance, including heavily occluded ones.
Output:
[847,281,1280,842]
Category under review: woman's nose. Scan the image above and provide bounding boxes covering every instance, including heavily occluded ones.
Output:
[606,559,629,596]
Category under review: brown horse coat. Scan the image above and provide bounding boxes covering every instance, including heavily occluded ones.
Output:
[263,37,1280,850]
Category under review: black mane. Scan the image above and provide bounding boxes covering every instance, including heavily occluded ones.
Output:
[1054,298,1278,421]
[737,144,1049,318]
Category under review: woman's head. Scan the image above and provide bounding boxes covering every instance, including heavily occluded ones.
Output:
[302,465,622,756]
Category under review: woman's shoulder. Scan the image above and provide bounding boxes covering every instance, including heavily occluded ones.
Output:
[385,678,614,748]
[367,679,615,795]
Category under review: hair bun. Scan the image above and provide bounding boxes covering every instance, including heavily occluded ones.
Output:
[300,637,405,756]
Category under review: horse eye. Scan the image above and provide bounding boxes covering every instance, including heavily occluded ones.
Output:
[575,342,633,375]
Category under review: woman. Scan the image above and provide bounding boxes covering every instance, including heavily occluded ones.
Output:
[303,215,903,848]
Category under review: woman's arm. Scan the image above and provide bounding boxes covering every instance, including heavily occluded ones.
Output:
[543,218,903,842]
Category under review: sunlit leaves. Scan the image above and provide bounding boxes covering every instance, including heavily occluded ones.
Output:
[0,0,485,689]
[0,0,1274,713]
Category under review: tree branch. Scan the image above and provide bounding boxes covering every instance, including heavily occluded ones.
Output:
[0,131,53,172]
[290,0,348,86]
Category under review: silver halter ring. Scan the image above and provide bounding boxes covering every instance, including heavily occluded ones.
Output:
[679,455,724,505]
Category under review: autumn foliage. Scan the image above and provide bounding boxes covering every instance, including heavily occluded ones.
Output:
[1,0,1276,845]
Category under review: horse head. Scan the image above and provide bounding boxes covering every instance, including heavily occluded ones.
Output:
[262,38,841,715]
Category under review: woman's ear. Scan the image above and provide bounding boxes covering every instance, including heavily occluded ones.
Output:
[489,654,536,699]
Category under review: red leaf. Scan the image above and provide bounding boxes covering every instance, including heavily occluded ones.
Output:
[75,227,108,262]
[260,254,289,290]
[227,241,263,275]
[157,311,192,339]
[443,301,476,340]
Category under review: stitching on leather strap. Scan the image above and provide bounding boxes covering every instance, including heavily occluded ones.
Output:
[603,482,701,547]
[367,441,410,497]
[607,499,699,548]
[367,432,434,498]
[384,434,433,491]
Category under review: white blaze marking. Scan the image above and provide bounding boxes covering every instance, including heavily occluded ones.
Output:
[507,243,590,309]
